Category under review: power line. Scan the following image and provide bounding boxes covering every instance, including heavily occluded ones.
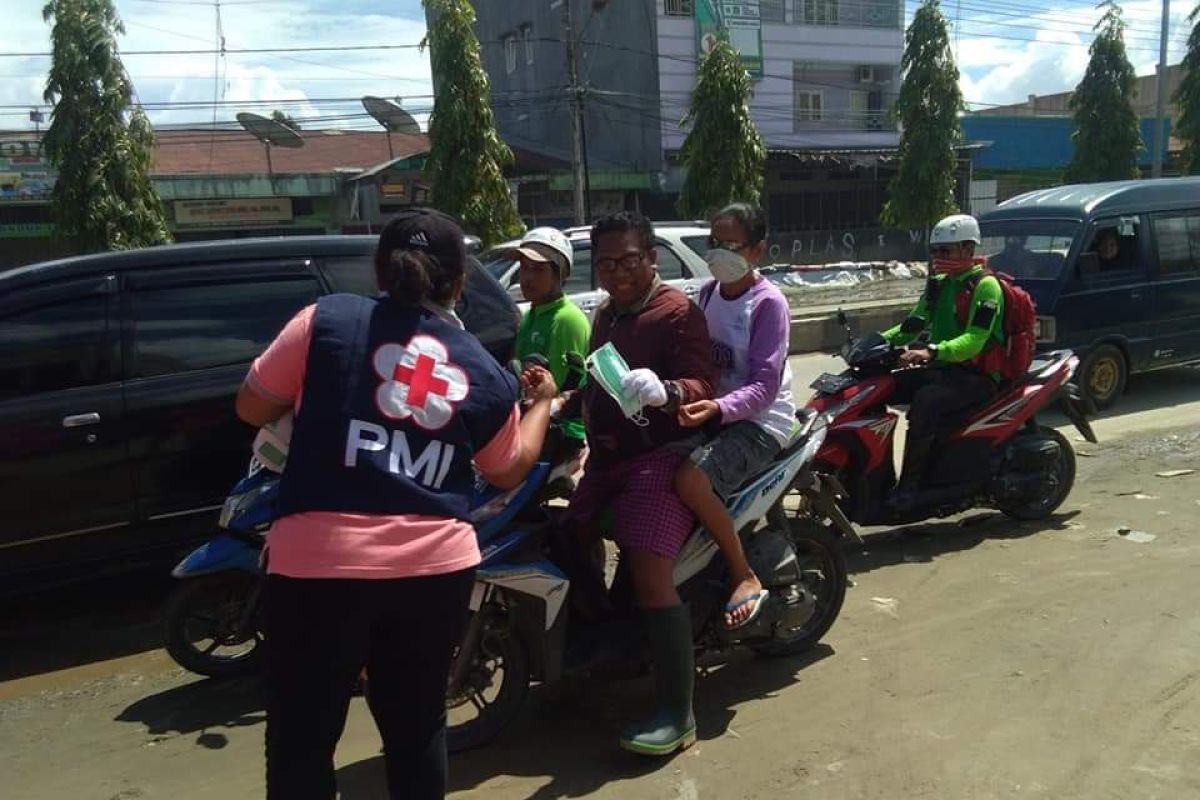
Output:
[0,43,428,58]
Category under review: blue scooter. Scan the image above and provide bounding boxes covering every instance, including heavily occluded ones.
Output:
[162,355,585,681]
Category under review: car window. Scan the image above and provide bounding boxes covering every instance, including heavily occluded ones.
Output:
[563,248,593,294]
[130,276,321,378]
[1081,217,1142,278]
[655,243,687,281]
[0,295,112,400]
[681,235,710,260]
[478,249,516,281]
[570,244,592,284]
[1152,213,1200,275]
[978,219,1079,280]
[321,256,377,295]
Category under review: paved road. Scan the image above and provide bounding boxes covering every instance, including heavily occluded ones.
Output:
[4,363,1200,800]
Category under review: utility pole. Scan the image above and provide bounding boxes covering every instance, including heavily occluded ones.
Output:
[1151,0,1171,178]
[562,0,589,225]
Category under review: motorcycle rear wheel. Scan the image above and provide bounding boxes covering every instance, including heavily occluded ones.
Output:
[997,427,1077,521]
[752,519,848,658]
[163,572,263,678]
[446,610,530,753]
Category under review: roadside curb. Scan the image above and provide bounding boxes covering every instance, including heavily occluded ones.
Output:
[788,299,913,355]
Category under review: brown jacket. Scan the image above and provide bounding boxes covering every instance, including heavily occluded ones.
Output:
[582,282,717,468]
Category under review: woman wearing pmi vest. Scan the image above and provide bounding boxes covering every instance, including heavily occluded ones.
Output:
[235,209,557,799]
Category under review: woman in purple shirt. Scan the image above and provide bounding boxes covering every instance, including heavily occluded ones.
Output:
[675,203,796,629]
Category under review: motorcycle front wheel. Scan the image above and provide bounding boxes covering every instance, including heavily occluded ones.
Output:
[163,572,263,678]
[445,608,530,753]
[752,519,848,658]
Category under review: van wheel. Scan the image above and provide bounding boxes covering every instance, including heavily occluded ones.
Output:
[1078,344,1126,411]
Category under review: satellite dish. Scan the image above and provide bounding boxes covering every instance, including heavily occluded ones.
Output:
[362,96,421,135]
[236,112,304,180]
[237,112,304,148]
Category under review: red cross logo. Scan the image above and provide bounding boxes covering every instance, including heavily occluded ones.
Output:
[392,354,450,409]
[373,335,469,430]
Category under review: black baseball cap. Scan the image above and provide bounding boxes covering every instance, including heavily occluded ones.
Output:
[378,208,468,270]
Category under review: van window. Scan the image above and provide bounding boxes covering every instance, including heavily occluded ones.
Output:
[1081,219,1142,277]
[0,296,111,400]
[978,219,1079,279]
[131,276,321,378]
[1152,214,1200,275]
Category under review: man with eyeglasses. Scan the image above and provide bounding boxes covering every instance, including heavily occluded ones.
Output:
[883,213,1005,509]
[560,210,716,756]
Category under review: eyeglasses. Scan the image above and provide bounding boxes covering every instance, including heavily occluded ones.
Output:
[707,236,751,252]
[929,245,957,258]
[595,252,646,274]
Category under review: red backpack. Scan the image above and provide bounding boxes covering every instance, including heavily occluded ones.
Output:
[952,269,1037,381]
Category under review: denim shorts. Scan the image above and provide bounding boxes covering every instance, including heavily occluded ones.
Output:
[689,421,782,499]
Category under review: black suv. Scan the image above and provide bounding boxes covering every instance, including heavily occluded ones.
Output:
[0,236,519,592]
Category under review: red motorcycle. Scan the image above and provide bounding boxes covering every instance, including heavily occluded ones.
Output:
[804,319,1097,527]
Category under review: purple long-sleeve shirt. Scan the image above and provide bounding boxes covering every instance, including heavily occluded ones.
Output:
[699,277,796,446]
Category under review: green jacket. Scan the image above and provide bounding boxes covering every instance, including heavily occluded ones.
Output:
[515,295,591,441]
[883,265,1004,366]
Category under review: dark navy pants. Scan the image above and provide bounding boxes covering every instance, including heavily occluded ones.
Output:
[264,568,475,799]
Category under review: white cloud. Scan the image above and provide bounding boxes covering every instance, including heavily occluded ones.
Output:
[4,0,1194,133]
[0,0,433,131]
[952,0,1193,109]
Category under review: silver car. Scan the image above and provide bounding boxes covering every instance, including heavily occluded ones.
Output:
[480,222,713,316]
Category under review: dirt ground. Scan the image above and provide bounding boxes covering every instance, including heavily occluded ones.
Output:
[3,372,1199,799]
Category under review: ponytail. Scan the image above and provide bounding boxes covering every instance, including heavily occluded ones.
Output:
[374,248,451,305]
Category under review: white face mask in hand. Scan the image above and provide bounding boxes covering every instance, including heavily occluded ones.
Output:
[586,342,650,426]
[704,248,752,284]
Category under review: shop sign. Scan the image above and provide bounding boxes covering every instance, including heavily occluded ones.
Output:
[0,137,56,203]
[0,222,54,239]
[174,197,294,227]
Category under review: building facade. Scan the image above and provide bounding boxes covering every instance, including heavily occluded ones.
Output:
[0,129,430,270]
[458,0,910,260]
[656,0,902,154]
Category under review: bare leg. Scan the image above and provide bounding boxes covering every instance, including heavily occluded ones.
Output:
[675,462,763,627]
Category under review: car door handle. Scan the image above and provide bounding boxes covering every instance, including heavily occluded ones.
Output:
[63,413,101,428]
[1129,291,1143,299]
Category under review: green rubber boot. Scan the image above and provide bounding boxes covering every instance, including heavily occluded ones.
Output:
[619,604,697,756]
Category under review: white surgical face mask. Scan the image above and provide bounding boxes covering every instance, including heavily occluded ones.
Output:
[705,248,751,284]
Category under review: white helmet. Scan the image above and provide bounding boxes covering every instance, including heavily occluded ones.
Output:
[514,227,574,278]
[930,214,981,246]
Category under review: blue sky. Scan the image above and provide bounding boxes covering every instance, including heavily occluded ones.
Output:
[0,0,1192,132]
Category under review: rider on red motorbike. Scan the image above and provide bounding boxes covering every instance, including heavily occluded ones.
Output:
[883,214,1009,508]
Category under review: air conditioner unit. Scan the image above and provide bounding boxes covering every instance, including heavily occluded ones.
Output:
[856,66,876,84]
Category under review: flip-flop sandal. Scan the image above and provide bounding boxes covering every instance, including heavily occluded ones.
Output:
[724,589,769,631]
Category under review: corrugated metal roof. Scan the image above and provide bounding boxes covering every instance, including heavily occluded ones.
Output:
[150,129,429,176]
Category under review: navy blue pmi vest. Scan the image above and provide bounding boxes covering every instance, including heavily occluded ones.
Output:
[276,293,519,522]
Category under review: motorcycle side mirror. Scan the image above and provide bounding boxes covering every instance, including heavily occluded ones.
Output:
[835,308,856,345]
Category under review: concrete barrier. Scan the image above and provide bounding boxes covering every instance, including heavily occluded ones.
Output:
[788,299,913,355]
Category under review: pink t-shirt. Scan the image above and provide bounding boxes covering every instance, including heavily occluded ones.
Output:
[246,304,522,579]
